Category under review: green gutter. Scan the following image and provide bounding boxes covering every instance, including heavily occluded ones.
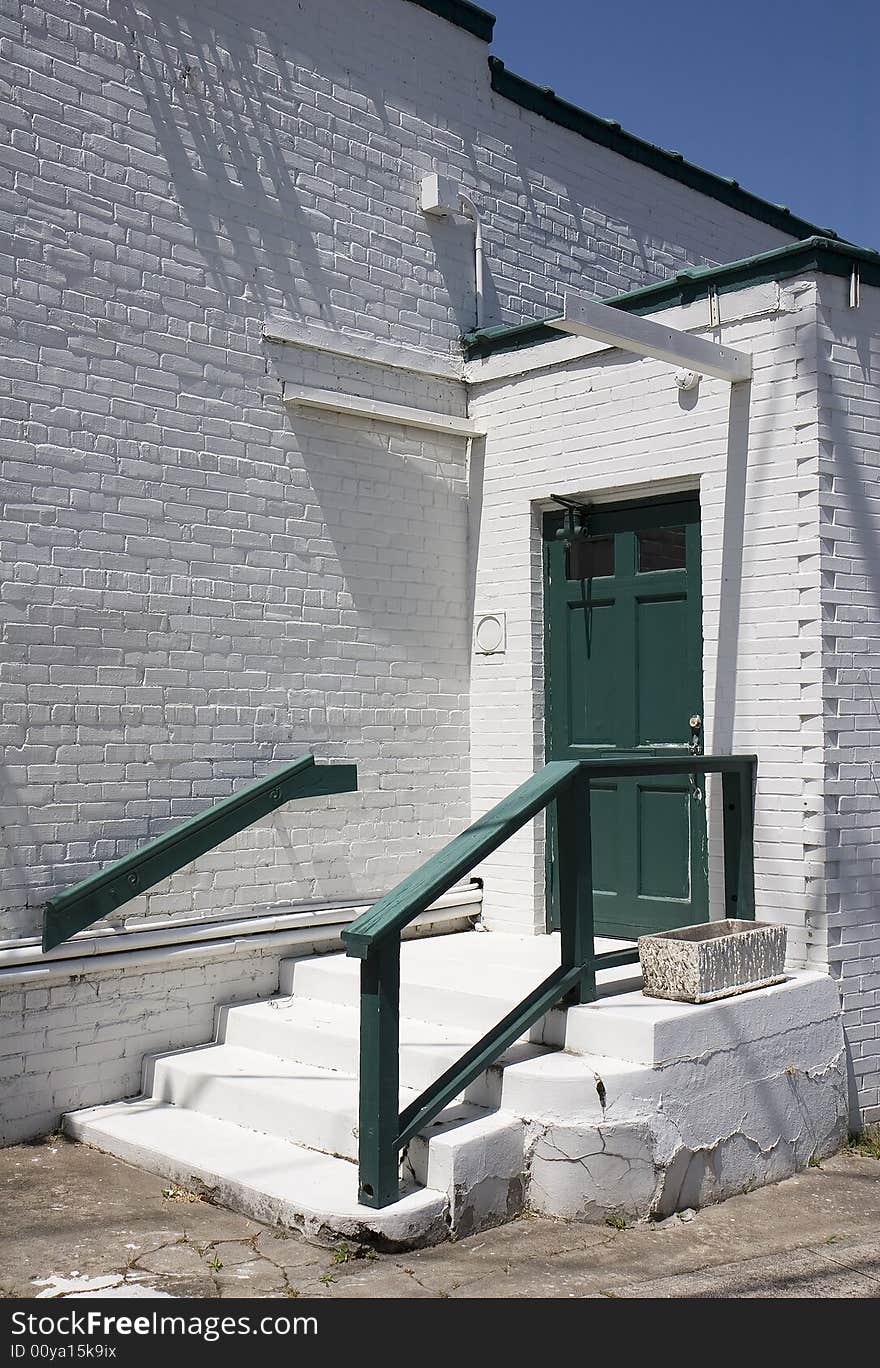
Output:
[406,0,495,42]
[488,58,839,243]
[463,236,880,360]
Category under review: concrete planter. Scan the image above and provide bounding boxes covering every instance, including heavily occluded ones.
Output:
[638,919,787,1004]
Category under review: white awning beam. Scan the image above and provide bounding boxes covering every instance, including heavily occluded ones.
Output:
[284,386,484,437]
[551,291,752,383]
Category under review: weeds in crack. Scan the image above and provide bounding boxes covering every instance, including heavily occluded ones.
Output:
[331,1242,375,1265]
[162,1185,204,1204]
[845,1124,880,1159]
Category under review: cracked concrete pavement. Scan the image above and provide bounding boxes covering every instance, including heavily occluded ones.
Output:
[1,1135,878,1298]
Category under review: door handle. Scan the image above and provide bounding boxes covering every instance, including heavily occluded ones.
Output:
[688,714,703,799]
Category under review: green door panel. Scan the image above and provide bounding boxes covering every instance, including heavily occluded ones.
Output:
[565,599,620,747]
[637,785,691,899]
[544,494,707,939]
[589,782,619,895]
[635,595,688,744]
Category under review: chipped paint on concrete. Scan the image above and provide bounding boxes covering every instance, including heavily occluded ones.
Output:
[525,1042,849,1224]
[35,1272,172,1299]
[61,944,851,1245]
[405,1110,525,1238]
[526,1121,659,1221]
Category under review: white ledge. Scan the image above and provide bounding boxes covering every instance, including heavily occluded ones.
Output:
[263,316,462,381]
[552,291,753,383]
[0,886,481,984]
[285,386,484,437]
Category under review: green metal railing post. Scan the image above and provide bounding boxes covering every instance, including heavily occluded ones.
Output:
[345,753,757,1210]
[357,933,401,1209]
[722,761,756,920]
[557,766,596,1004]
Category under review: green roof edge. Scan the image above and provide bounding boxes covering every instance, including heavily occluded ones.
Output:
[407,20,842,245]
[406,0,495,42]
[488,58,839,242]
[462,236,880,360]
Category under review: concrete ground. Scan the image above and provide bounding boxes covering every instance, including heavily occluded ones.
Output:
[1,1136,878,1299]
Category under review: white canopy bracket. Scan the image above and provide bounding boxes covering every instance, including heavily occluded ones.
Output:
[285,386,484,437]
[552,291,752,383]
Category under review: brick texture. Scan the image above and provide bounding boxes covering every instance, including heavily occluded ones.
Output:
[0,0,794,939]
[815,274,880,1121]
[467,287,824,959]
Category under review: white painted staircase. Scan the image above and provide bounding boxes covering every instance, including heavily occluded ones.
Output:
[65,929,849,1249]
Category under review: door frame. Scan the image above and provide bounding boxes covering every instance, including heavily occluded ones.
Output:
[542,490,707,935]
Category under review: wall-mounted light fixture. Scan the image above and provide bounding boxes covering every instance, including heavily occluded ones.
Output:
[551,493,609,581]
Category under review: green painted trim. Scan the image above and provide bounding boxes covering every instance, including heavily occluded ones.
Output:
[42,755,359,953]
[488,58,839,243]
[405,0,495,42]
[357,937,401,1208]
[396,962,583,1148]
[353,752,755,1206]
[342,760,580,957]
[464,317,560,359]
[464,235,880,360]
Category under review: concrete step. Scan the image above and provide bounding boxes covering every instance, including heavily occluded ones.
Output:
[146,1041,504,1162]
[63,929,847,1246]
[63,1098,448,1249]
[218,995,550,1107]
[561,969,842,1065]
[282,932,641,1035]
[218,994,652,1122]
[283,952,532,1033]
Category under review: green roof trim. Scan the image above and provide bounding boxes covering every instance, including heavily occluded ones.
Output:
[406,0,495,42]
[488,58,839,243]
[463,236,880,360]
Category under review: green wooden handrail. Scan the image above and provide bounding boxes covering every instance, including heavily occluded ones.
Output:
[42,754,358,953]
[341,761,581,958]
[344,753,757,1209]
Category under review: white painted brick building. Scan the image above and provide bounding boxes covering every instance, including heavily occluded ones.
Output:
[2,0,879,1160]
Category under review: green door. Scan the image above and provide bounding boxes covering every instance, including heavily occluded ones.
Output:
[544,494,707,938]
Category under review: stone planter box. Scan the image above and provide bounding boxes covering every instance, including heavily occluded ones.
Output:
[638,919,787,1004]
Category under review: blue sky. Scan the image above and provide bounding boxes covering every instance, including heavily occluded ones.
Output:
[488,0,878,249]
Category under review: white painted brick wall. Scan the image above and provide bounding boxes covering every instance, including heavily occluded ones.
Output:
[0,938,307,1144]
[468,275,880,1118]
[1,0,797,940]
[467,286,825,959]
[1,332,473,936]
[815,275,880,1122]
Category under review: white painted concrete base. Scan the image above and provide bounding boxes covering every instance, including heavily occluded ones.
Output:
[65,930,848,1247]
[64,1098,448,1249]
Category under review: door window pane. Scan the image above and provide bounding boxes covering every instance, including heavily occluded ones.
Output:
[638,526,686,572]
[566,535,614,580]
